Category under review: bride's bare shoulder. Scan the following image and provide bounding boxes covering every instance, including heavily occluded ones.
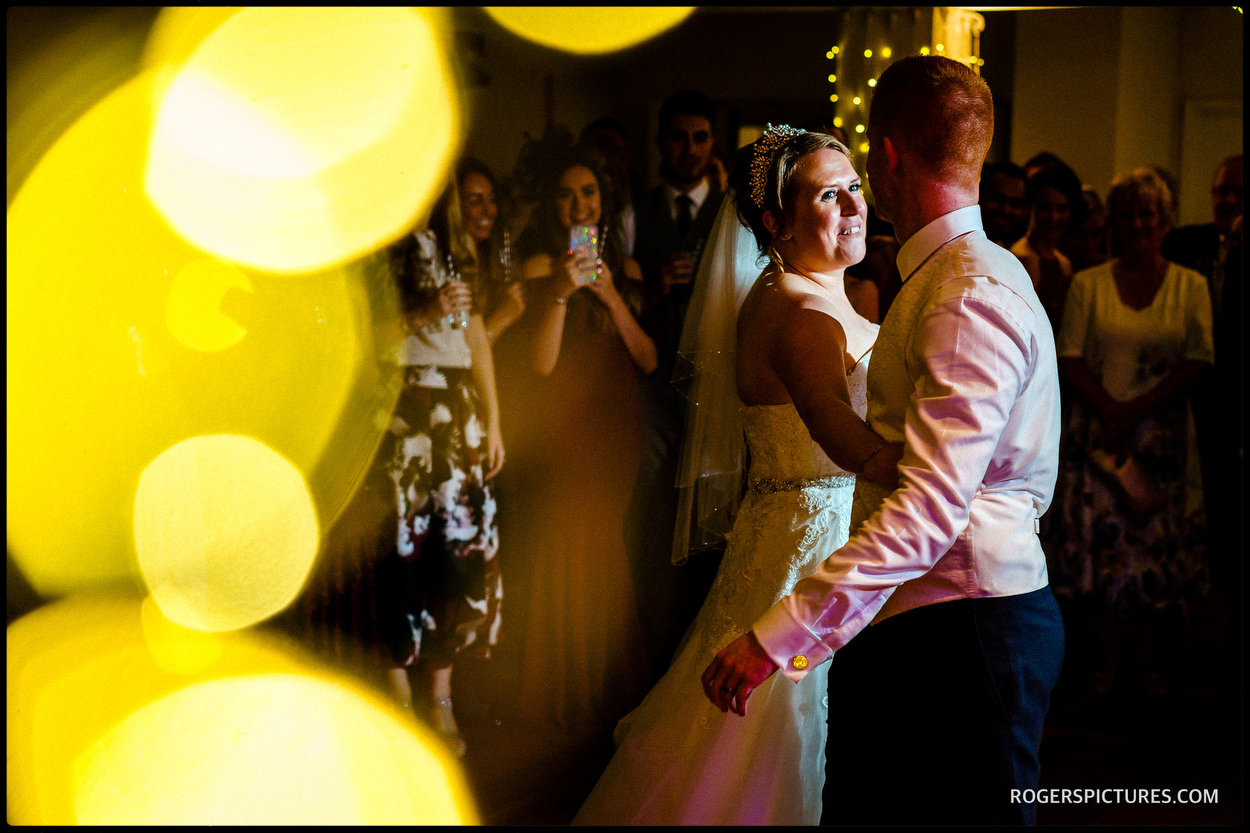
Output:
[738,271,792,333]
[760,271,845,324]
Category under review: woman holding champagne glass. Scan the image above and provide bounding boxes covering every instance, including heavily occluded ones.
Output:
[378,174,506,758]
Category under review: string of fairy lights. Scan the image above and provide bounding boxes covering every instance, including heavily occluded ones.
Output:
[825,9,985,155]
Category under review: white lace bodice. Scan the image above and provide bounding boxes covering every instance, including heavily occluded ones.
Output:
[741,350,871,484]
[681,350,872,662]
[575,326,873,826]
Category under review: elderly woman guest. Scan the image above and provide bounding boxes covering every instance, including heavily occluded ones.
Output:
[1049,167,1213,697]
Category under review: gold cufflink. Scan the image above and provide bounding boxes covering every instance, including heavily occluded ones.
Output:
[792,654,808,670]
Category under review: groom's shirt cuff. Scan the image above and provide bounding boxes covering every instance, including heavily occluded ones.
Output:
[754,605,833,682]
[753,565,896,683]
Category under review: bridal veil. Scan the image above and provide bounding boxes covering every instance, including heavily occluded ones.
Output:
[671,187,764,565]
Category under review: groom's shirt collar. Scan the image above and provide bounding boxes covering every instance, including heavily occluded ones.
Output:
[896,204,983,283]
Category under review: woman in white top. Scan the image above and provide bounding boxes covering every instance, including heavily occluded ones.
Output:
[379,180,505,758]
[1049,167,1213,697]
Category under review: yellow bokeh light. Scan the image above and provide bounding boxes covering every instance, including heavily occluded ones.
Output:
[853,96,863,106]
[882,46,892,58]
[856,124,867,134]
[830,94,840,103]
[140,593,225,675]
[134,435,319,632]
[860,142,871,154]
[8,61,401,597]
[828,74,837,83]
[833,116,844,129]
[8,594,478,825]
[864,48,873,58]
[920,45,931,55]
[165,259,252,352]
[832,45,841,55]
[143,7,460,273]
[868,78,877,88]
[936,43,945,52]
[74,674,474,824]
[485,7,694,54]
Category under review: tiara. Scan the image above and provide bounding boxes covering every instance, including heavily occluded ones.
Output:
[749,124,805,208]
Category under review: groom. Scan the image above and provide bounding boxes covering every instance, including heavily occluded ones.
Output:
[702,56,1065,825]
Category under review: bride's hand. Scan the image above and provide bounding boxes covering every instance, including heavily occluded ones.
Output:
[861,441,904,490]
[702,630,779,717]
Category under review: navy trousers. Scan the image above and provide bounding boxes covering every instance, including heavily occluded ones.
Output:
[821,586,1065,825]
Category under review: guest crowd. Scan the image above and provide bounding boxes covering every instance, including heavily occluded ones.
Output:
[282,84,1241,781]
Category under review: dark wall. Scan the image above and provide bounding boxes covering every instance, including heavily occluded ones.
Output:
[453,8,967,192]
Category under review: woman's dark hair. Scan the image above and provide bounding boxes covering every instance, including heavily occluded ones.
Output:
[457,155,507,227]
[515,145,642,326]
[456,155,498,193]
[516,147,627,279]
[454,155,509,291]
[1026,161,1086,231]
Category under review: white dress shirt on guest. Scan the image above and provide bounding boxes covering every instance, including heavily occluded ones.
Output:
[620,202,637,256]
[664,178,710,227]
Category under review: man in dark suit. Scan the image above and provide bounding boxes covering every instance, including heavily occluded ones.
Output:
[633,90,726,375]
[627,90,727,683]
[1162,154,1242,294]
[979,159,1030,249]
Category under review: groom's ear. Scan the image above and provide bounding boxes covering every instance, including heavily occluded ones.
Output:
[882,137,901,174]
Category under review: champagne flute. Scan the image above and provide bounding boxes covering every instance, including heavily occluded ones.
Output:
[499,227,513,284]
[444,252,470,329]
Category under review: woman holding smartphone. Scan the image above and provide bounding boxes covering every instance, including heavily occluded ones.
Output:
[522,156,656,376]
[505,148,657,733]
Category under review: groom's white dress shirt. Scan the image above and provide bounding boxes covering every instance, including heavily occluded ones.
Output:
[753,205,1062,681]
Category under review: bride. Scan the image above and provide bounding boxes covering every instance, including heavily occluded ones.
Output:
[573,127,902,825]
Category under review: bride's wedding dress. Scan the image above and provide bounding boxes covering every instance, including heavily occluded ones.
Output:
[574,351,871,825]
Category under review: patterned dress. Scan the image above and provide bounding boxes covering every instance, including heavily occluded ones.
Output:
[1048,261,1213,608]
[380,231,502,669]
[381,366,501,667]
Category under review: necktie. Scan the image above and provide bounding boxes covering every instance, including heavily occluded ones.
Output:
[675,194,694,240]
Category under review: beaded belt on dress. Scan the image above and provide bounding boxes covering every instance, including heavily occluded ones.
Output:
[748,474,854,494]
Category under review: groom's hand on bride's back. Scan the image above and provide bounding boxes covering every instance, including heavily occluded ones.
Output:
[702,631,779,717]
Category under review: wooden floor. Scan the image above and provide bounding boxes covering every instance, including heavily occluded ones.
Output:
[446,589,1244,826]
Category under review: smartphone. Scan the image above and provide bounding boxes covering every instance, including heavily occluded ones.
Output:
[568,224,599,280]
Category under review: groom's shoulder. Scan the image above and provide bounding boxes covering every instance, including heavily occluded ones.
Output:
[913,238,1044,333]
[933,233,1034,295]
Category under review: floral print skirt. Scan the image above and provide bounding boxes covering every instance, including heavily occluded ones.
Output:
[1047,399,1207,609]
[380,366,501,668]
